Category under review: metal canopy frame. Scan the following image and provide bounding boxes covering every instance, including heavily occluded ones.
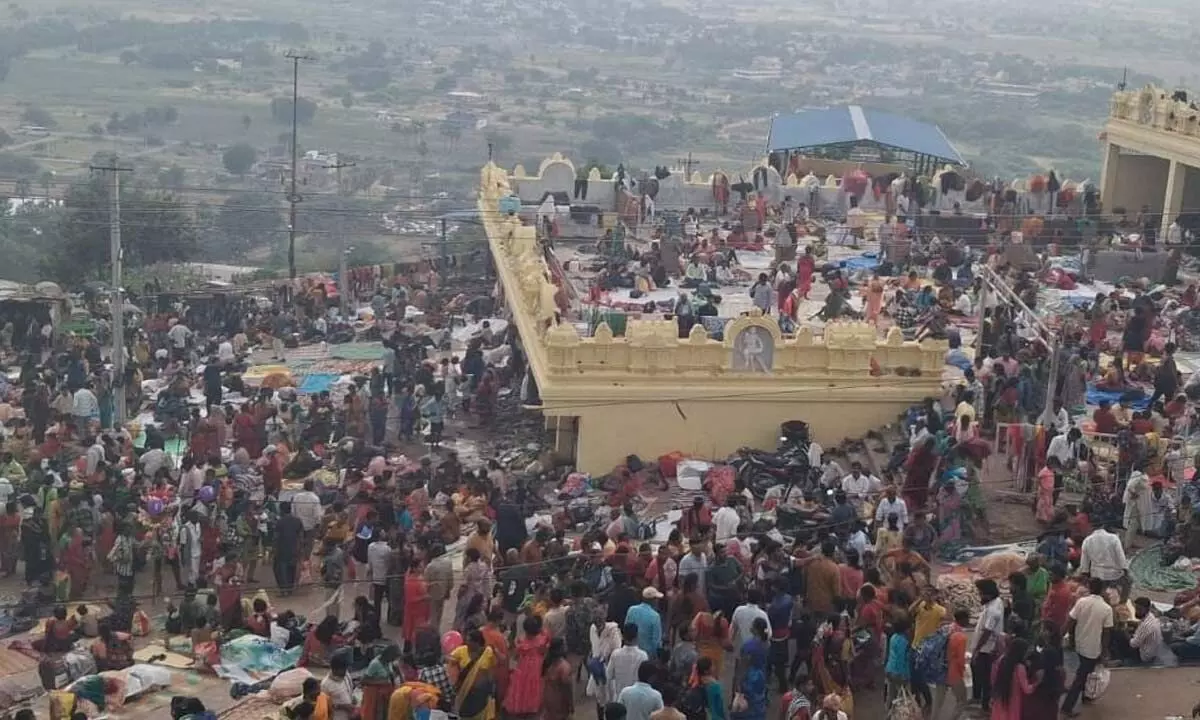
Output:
[769,142,965,173]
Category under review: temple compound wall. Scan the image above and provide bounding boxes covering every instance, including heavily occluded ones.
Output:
[478,161,949,474]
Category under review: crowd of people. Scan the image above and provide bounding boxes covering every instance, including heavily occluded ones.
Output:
[6,179,1200,720]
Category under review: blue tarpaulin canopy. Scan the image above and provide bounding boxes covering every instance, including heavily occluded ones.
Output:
[767,106,965,166]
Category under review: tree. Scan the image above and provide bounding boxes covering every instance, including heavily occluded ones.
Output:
[222,143,257,176]
[20,105,56,129]
[213,193,284,258]
[40,176,197,286]
[0,153,39,176]
[13,177,30,198]
[269,97,317,125]
[158,165,185,190]
[0,128,10,147]
[87,122,104,136]
[119,50,139,65]
[346,69,390,91]
[38,170,52,197]
[241,114,252,132]
[341,93,354,109]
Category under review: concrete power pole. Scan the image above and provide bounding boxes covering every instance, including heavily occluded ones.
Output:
[323,157,356,318]
[90,158,133,426]
[285,51,312,279]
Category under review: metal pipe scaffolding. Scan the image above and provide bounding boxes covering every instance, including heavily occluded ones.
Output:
[976,265,1062,427]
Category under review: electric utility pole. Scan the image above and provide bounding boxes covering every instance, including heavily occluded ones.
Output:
[90,157,133,426]
[323,156,356,318]
[285,51,312,279]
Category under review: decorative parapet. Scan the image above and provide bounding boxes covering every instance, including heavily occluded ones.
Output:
[1110,84,1200,137]
[538,312,945,379]
[481,160,946,389]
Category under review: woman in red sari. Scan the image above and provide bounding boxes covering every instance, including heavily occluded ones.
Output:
[902,437,939,510]
[200,515,220,577]
[213,551,244,628]
[61,527,90,599]
[796,248,816,299]
[402,560,431,646]
[233,406,262,458]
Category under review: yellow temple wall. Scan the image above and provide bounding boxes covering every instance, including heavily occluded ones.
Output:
[566,394,920,474]
[477,160,950,474]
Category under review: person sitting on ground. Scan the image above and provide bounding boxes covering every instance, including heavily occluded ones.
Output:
[299,615,345,668]
[245,598,272,638]
[92,622,133,671]
[76,605,99,638]
[282,677,330,720]
[34,605,77,653]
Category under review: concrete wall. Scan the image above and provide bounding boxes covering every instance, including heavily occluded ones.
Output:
[572,395,917,474]
[1108,154,1169,215]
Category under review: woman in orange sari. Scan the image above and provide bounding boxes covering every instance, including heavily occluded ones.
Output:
[480,608,510,702]
[0,502,20,576]
[690,610,732,676]
[402,560,431,646]
[61,527,90,599]
[863,273,886,323]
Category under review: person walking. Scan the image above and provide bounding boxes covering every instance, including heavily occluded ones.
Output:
[1061,577,1113,716]
[970,579,1005,712]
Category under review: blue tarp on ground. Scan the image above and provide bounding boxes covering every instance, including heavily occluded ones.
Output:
[297,373,340,394]
[1086,383,1151,411]
[839,253,880,273]
[213,635,303,684]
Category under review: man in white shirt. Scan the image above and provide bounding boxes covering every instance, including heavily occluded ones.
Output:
[820,457,844,489]
[181,510,203,586]
[1048,400,1071,434]
[84,437,106,477]
[167,322,191,351]
[1079,523,1129,583]
[291,479,324,557]
[1062,577,1114,715]
[366,533,392,613]
[712,498,741,543]
[874,485,908,532]
[139,446,171,478]
[846,521,871,557]
[970,579,1005,711]
[72,385,100,427]
[1046,427,1082,468]
[607,624,650,704]
[217,336,235,366]
[806,441,823,471]
[729,588,772,650]
[841,462,881,508]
